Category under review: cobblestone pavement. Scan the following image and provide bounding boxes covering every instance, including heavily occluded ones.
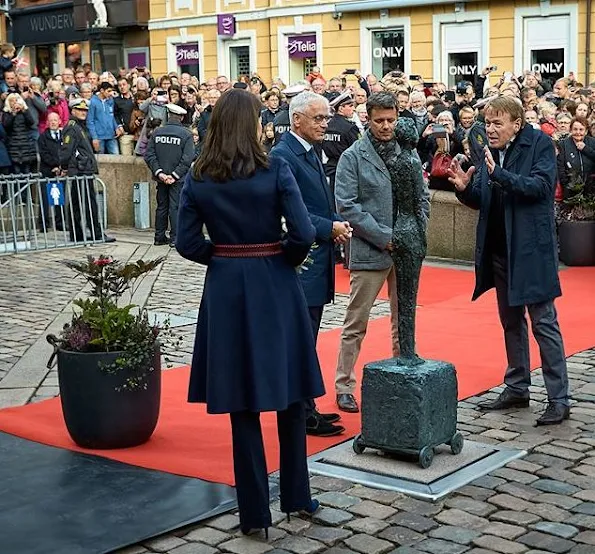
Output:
[1,231,594,554]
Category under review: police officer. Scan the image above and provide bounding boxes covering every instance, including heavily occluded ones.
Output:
[145,103,194,247]
[323,91,360,193]
[60,97,115,243]
[273,84,306,143]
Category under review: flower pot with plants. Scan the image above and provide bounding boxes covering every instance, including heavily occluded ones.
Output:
[47,254,170,449]
[558,173,595,267]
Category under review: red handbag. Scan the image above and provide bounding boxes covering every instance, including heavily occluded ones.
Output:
[555,181,563,202]
[430,135,452,178]
[431,152,453,178]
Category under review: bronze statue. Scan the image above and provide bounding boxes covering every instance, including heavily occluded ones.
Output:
[388,117,428,365]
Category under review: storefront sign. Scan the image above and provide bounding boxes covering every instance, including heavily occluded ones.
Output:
[288,35,317,59]
[127,52,147,70]
[176,44,200,65]
[10,3,87,46]
[373,46,404,59]
[448,65,477,76]
[531,62,563,74]
[217,14,236,37]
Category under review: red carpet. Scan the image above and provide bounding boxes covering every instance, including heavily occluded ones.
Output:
[0,265,593,486]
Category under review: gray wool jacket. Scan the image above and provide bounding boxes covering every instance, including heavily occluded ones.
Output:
[335,132,430,271]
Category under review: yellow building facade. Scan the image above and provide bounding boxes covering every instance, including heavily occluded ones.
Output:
[148,0,594,88]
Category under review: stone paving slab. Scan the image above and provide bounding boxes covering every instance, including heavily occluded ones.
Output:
[1,230,595,554]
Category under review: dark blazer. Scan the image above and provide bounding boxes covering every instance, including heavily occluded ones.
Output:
[38,128,62,177]
[271,132,338,307]
[457,124,561,307]
[557,135,595,197]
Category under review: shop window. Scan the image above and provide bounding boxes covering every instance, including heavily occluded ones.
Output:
[447,52,479,87]
[371,29,405,77]
[230,45,250,79]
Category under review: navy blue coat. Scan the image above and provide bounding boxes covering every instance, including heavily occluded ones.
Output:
[176,156,325,414]
[271,132,338,307]
[458,124,561,307]
[0,123,11,168]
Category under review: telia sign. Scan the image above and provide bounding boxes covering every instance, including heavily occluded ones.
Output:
[288,34,317,59]
[217,14,236,37]
[176,44,200,66]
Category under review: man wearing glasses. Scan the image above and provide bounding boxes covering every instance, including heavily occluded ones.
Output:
[271,91,352,437]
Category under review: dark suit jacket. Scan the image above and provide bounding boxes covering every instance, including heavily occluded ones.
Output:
[271,132,338,307]
[38,128,62,177]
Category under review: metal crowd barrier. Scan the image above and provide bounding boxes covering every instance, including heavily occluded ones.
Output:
[0,173,108,255]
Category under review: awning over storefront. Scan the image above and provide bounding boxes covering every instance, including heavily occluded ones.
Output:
[10,1,87,47]
[334,0,478,13]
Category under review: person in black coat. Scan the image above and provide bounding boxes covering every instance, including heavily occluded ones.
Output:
[38,112,64,230]
[144,103,195,247]
[2,93,37,175]
[449,96,570,426]
[60,98,115,243]
[177,89,324,535]
[557,116,595,199]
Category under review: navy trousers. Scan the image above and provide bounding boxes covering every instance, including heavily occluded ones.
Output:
[304,305,324,418]
[229,402,312,528]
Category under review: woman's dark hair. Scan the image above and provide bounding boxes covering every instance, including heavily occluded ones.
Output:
[193,89,269,182]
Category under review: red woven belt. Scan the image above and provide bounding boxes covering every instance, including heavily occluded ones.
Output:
[213,241,283,258]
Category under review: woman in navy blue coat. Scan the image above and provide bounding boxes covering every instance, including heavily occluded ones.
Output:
[176,89,324,536]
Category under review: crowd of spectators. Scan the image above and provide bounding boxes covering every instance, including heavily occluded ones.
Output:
[1,36,594,212]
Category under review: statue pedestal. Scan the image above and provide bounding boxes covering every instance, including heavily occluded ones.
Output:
[354,358,463,468]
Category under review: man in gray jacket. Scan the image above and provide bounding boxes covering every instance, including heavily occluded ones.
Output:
[334,92,430,413]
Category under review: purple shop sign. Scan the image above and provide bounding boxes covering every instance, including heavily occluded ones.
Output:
[127,52,147,69]
[217,14,236,37]
[287,34,317,59]
[176,43,200,66]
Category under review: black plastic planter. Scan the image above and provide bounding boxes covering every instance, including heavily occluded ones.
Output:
[559,220,595,266]
[56,347,161,449]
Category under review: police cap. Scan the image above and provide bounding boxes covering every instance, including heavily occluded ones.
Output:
[283,84,307,98]
[69,98,89,110]
[330,91,355,110]
[166,103,187,116]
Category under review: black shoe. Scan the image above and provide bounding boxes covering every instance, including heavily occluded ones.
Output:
[535,402,570,426]
[319,411,341,424]
[169,240,176,248]
[478,388,529,411]
[154,239,169,246]
[337,393,359,413]
[241,526,269,539]
[306,413,344,437]
[102,234,116,243]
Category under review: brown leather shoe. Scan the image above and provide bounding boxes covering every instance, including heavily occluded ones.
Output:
[337,393,359,413]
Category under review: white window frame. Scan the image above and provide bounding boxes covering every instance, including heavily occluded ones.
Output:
[174,0,193,10]
[217,30,257,78]
[166,33,205,83]
[514,4,578,78]
[359,16,411,78]
[277,23,323,85]
[432,11,489,84]
[124,47,150,70]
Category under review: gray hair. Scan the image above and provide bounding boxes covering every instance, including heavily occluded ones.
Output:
[289,91,329,121]
[30,76,43,89]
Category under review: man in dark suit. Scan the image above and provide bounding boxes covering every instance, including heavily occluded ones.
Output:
[271,91,352,437]
[38,112,65,230]
[448,95,570,426]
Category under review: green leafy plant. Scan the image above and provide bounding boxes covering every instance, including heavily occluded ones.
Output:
[560,170,595,221]
[51,255,179,391]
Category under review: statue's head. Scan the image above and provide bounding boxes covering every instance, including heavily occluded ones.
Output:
[395,117,419,148]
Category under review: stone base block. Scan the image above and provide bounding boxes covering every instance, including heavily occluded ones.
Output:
[358,358,460,467]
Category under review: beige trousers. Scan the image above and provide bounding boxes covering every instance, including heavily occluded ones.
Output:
[335,266,400,395]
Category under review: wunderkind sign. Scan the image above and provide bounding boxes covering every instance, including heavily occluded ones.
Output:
[10,3,87,46]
